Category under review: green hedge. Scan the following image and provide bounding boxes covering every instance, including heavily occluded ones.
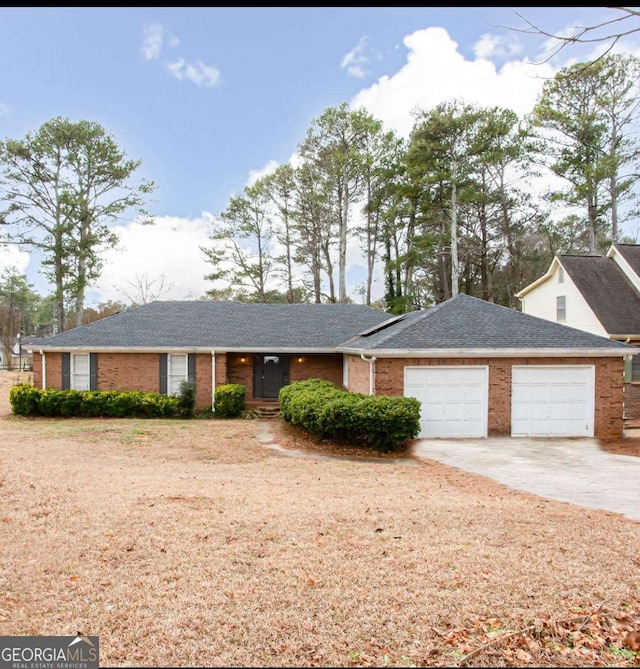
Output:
[278,378,420,452]
[213,383,246,418]
[9,384,180,418]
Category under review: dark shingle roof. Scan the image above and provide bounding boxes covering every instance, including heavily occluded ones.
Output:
[38,301,390,349]
[341,293,633,352]
[559,254,640,335]
[613,243,640,277]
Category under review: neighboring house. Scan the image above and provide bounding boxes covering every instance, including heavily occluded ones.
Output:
[13,335,50,371]
[32,295,636,439]
[516,243,640,420]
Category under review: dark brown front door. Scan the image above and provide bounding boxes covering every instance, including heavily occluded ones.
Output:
[254,354,289,399]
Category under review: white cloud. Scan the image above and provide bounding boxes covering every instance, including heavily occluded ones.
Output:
[142,23,164,61]
[473,33,522,59]
[90,215,216,304]
[166,59,221,87]
[341,36,370,78]
[0,244,30,276]
[350,26,556,138]
[247,160,279,186]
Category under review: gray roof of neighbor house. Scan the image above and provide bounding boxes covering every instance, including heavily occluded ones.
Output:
[340,293,635,354]
[613,242,640,277]
[558,254,640,336]
[36,301,390,350]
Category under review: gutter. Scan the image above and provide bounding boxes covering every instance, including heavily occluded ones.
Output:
[360,352,376,395]
[341,347,637,358]
[211,350,216,412]
[40,349,46,389]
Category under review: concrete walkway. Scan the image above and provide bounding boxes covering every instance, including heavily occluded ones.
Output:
[412,437,640,523]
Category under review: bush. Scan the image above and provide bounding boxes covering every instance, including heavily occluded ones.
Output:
[9,383,40,416]
[279,379,421,452]
[178,380,196,418]
[9,385,180,418]
[214,383,246,418]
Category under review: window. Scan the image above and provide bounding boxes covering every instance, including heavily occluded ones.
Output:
[558,266,564,283]
[343,356,349,388]
[71,353,90,391]
[168,354,188,395]
[556,295,566,322]
[633,354,640,383]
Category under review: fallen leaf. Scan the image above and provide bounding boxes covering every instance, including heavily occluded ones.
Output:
[623,630,640,652]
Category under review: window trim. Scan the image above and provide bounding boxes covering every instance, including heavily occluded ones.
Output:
[71,353,91,391]
[558,266,565,283]
[167,353,189,396]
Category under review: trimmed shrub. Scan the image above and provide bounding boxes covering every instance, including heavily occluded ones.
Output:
[9,383,40,416]
[279,378,340,422]
[9,385,180,418]
[214,383,246,418]
[279,379,421,452]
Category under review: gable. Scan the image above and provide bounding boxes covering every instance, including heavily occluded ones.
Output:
[608,243,640,293]
[559,255,640,337]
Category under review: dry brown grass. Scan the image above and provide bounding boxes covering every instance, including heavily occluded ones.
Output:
[1,371,639,667]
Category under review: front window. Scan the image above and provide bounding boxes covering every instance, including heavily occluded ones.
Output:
[71,353,90,391]
[168,354,188,395]
[556,295,566,322]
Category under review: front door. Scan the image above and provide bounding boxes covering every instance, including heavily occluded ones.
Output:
[254,354,289,399]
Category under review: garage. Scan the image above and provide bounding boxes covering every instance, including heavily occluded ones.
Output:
[404,366,488,438]
[511,365,594,437]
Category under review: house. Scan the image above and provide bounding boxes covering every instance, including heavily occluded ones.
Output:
[31,295,636,440]
[515,243,640,419]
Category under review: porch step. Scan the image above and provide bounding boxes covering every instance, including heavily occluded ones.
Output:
[248,402,281,419]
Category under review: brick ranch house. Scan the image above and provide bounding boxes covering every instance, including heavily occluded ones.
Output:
[32,294,638,439]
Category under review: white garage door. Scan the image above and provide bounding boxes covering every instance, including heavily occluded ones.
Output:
[404,366,488,438]
[511,366,594,437]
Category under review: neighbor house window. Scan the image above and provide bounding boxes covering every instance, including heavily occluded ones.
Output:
[556,295,566,322]
[558,266,564,283]
[71,353,90,391]
[168,354,188,395]
[633,354,640,383]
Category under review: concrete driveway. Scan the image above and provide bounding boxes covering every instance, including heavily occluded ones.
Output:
[412,437,640,523]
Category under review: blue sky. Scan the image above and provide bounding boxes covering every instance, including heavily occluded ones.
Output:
[1,7,638,305]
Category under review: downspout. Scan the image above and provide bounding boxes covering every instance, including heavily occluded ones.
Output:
[40,350,46,389]
[360,352,377,396]
[211,350,216,412]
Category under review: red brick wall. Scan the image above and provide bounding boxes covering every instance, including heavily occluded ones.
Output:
[227,353,344,402]
[34,351,220,411]
[346,354,371,394]
[36,352,623,436]
[228,354,254,400]
[34,351,63,390]
[290,353,343,386]
[374,356,625,439]
[32,352,43,388]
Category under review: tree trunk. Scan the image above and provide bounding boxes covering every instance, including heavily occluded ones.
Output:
[450,177,459,297]
[338,182,349,303]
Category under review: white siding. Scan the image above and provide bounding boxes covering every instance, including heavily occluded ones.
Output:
[520,263,608,336]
